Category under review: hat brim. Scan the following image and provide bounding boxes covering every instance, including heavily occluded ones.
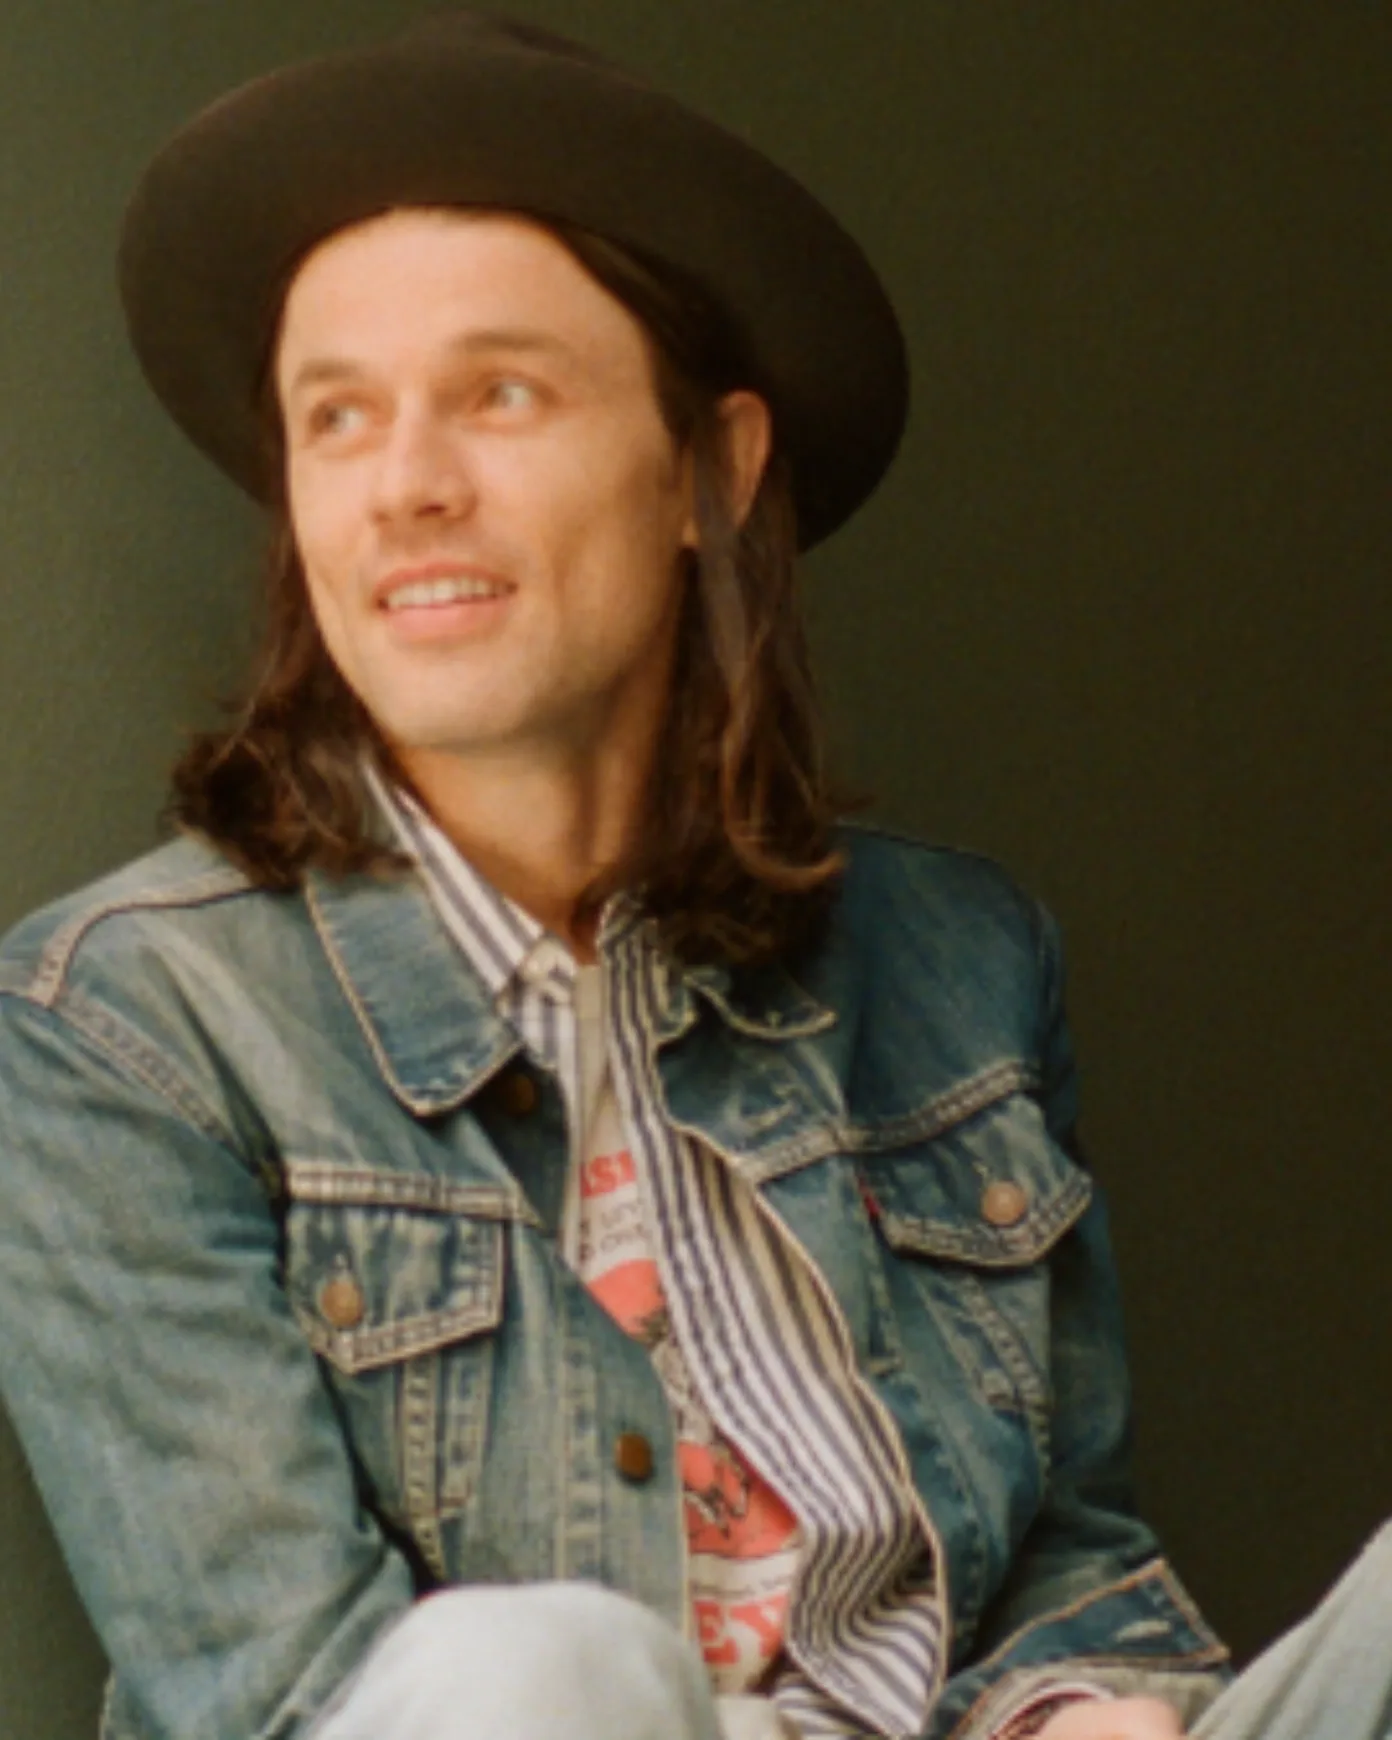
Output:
[119,26,908,550]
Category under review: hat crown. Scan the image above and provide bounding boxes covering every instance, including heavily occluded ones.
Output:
[398,10,617,71]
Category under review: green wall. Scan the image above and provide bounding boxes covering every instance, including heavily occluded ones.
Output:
[2,4,1389,1733]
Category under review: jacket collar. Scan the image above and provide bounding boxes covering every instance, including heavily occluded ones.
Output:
[662,958,836,1044]
[306,866,520,1117]
[306,866,835,1116]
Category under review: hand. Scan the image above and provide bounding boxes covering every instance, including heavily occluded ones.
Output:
[1037,1699,1186,1740]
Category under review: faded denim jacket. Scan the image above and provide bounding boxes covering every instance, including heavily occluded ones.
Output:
[0,826,1229,1740]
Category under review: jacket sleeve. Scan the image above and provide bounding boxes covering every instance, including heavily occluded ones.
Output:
[0,989,416,1740]
[930,904,1230,1740]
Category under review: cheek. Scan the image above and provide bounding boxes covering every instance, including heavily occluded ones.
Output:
[288,474,359,602]
[300,572,360,694]
[551,436,691,575]
[287,486,367,679]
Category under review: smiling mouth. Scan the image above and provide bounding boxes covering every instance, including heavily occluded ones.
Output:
[381,575,512,611]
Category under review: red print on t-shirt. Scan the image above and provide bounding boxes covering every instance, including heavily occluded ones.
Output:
[578,1146,800,1691]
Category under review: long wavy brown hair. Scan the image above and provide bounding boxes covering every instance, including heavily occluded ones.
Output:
[171,219,845,966]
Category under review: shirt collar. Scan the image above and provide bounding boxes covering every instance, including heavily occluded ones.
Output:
[364,765,831,1041]
[369,769,575,1004]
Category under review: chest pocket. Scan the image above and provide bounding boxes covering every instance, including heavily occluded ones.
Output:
[280,1160,530,1573]
[858,1086,1091,1455]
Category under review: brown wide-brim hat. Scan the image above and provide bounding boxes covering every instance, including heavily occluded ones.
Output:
[118,11,908,550]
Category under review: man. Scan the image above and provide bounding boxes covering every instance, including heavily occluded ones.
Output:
[0,14,1388,1740]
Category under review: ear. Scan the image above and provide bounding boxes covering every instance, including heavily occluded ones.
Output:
[680,389,773,547]
[719,389,773,527]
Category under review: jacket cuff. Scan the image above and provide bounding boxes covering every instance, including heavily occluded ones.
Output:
[985,1681,1112,1739]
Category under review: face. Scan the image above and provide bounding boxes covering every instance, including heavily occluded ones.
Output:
[274,209,700,779]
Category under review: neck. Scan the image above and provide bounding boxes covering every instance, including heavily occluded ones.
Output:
[393,736,654,961]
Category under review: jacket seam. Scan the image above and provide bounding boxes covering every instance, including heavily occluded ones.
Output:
[737,1059,1041,1185]
[282,1159,541,1225]
[844,1060,1041,1151]
[304,876,521,1115]
[948,1654,1230,1740]
[975,1559,1228,1674]
[3,986,237,1147]
[21,864,253,1007]
[944,1558,1229,1740]
[877,1170,1092,1267]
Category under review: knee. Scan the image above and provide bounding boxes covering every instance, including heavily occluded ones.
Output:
[337,1581,719,1740]
[1357,1519,1392,1575]
[411,1579,688,1675]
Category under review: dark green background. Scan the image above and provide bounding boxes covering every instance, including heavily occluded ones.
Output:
[2,4,1388,1733]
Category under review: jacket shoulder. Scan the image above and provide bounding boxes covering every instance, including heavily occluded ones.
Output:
[835,823,1047,959]
[802,826,1064,1104]
[0,834,262,1006]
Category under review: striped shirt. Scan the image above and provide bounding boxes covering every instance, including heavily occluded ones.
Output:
[377,783,948,1739]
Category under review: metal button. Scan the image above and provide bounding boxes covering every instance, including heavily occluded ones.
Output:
[319,1273,366,1331]
[525,938,569,979]
[496,1069,541,1117]
[613,1432,655,1484]
[981,1180,1030,1228]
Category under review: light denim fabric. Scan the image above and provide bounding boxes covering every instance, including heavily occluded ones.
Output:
[0,827,1230,1740]
[1193,1521,1392,1740]
[305,1583,733,1740]
[307,1532,1392,1740]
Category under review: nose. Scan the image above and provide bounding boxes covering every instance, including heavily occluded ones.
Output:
[371,403,476,526]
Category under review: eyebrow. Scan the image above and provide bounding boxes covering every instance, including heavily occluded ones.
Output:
[282,328,581,398]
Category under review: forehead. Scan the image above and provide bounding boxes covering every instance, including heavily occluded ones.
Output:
[275,208,653,383]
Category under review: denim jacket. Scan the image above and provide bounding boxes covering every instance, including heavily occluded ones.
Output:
[0,826,1228,1740]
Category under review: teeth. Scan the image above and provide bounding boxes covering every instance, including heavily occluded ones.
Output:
[385,576,505,609]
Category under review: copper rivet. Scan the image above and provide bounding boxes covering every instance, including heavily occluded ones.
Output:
[319,1274,366,1331]
[614,1432,655,1484]
[497,1070,541,1117]
[981,1180,1029,1228]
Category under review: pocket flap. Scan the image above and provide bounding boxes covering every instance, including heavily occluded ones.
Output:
[282,1162,520,1374]
[861,1091,1091,1267]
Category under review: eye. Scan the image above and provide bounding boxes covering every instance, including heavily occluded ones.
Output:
[482,377,540,413]
[306,399,366,440]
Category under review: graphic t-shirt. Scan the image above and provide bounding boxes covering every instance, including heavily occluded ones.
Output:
[570,969,801,1694]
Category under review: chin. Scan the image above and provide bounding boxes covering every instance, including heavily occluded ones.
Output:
[383,711,522,759]
[368,689,499,749]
